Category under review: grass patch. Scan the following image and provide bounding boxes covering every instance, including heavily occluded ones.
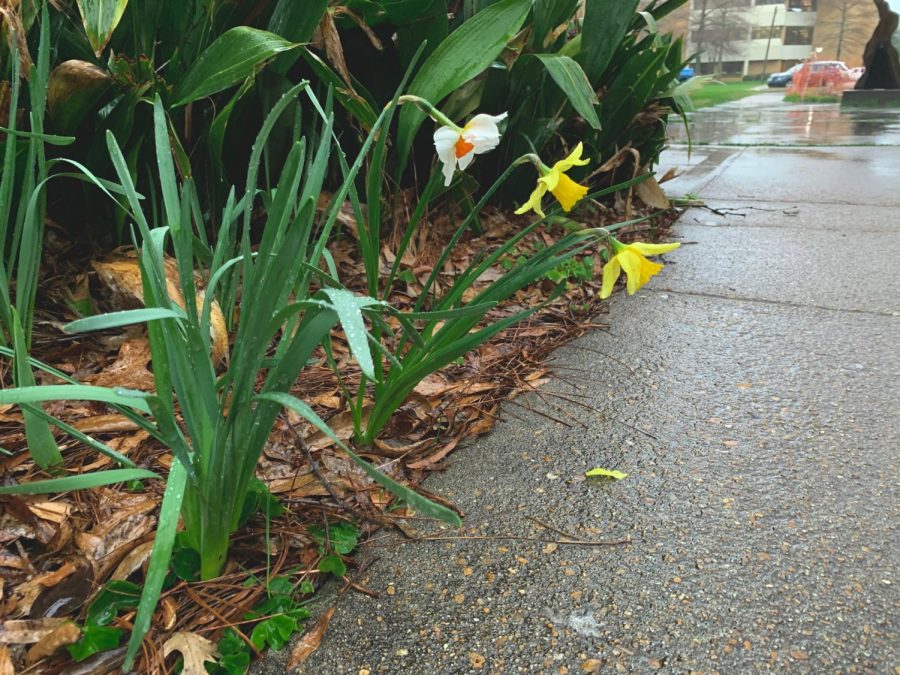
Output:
[690,81,762,109]
[784,93,841,104]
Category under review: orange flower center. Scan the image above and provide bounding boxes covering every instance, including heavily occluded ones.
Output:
[454,136,475,158]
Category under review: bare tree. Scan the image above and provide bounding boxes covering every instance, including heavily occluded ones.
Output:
[817,0,875,60]
[691,0,752,75]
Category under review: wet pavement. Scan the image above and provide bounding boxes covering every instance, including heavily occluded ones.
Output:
[255,97,900,673]
[668,90,900,146]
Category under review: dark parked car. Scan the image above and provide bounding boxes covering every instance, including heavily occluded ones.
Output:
[678,65,695,82]
[767,64,802,88]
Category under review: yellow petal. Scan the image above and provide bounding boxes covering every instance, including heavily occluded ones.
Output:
[628,241,680,256]
[599,255,622,299]
[552,142,590,172]
[617,249,663,295]
[515,182,548,217]
[550,173,589,212]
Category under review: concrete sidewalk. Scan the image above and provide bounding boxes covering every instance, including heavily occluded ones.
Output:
[258,104,899,674]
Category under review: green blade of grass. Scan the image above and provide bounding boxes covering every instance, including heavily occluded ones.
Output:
[0,468,159,495]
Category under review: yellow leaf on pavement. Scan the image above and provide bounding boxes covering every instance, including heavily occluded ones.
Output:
[585,467,628,480]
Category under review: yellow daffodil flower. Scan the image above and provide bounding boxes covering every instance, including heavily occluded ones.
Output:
[599,237,680,299]
[515,143,591,217]
[433,112,508,186]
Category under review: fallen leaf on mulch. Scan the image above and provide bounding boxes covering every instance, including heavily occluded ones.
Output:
[0,645,13,675]
[287,607,336,668]
[85,337,155,391]
[163,631,218,674]
[0,619,68,644]
[25,621,81,664]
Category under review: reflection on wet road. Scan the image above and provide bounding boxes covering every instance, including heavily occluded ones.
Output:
[668,91,900,146]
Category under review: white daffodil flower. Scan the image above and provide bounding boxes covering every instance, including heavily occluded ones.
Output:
[433,112,508,186]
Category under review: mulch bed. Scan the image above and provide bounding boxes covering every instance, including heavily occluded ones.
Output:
[0,200,679,673]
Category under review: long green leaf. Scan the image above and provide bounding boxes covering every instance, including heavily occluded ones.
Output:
[533,54,601,129]
[0,385,152,413]
[12,310,62,468]
[257,392,461,527]
[396,0,533,170]
[580,0,640,81]
[172,28,298,106]
[124,459,187,669]
[76,0,129,56]
[63,308,186,333]
[0,468,158,495]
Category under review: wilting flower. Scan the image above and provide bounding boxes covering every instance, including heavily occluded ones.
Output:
[515,143,590,218]
[433,112,508,186]
[599,237,680,299]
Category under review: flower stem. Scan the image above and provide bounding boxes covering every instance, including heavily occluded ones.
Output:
[396,95,459,130]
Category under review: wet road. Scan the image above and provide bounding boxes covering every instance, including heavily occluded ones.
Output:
[257,96,900,673]
[668,90,900,146]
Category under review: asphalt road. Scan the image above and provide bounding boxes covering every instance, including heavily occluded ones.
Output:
[256,96,900,674]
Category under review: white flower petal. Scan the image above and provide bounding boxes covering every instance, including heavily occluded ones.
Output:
[462,112,507,155]
[434,125,461,186]
[457,151,476,171]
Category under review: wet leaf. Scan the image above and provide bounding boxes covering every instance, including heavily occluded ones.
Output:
[585,467,628,480]
[67,625,124,662]
[288,607,336,668]
[85,580,141,626]
[163,631,218,675]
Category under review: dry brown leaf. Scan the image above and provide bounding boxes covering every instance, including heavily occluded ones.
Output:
[319,11,353,89]
[634,174,670,209]
[163,631,218,675]
[92,253,227,362]
[71,414,140,434]
[27,500,72,524]
[0,645,13,675]
[406,439,459,470]
[86,338,155,391]
[25,621,81,664]
[0,619,68,644]
[158,596,178,630]
[287,607,336,668]
[110,540,154,581]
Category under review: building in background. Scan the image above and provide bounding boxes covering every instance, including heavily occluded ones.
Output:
[653,0,879,78]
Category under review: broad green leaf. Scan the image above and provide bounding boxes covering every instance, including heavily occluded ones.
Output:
[308,522,359,555]
[580,0,640,81]
[76,0,129,56]
[533,54,601,129]
[85,580,141,626]
[269,0,327,43]
[256,392,462,527]
[318,554,346,577]
[585,467,628,480]
[67,625,124,662]
[172,28,299,106]
[396,0,533,169]
[63,307,185,333]
[0,468,159,495]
